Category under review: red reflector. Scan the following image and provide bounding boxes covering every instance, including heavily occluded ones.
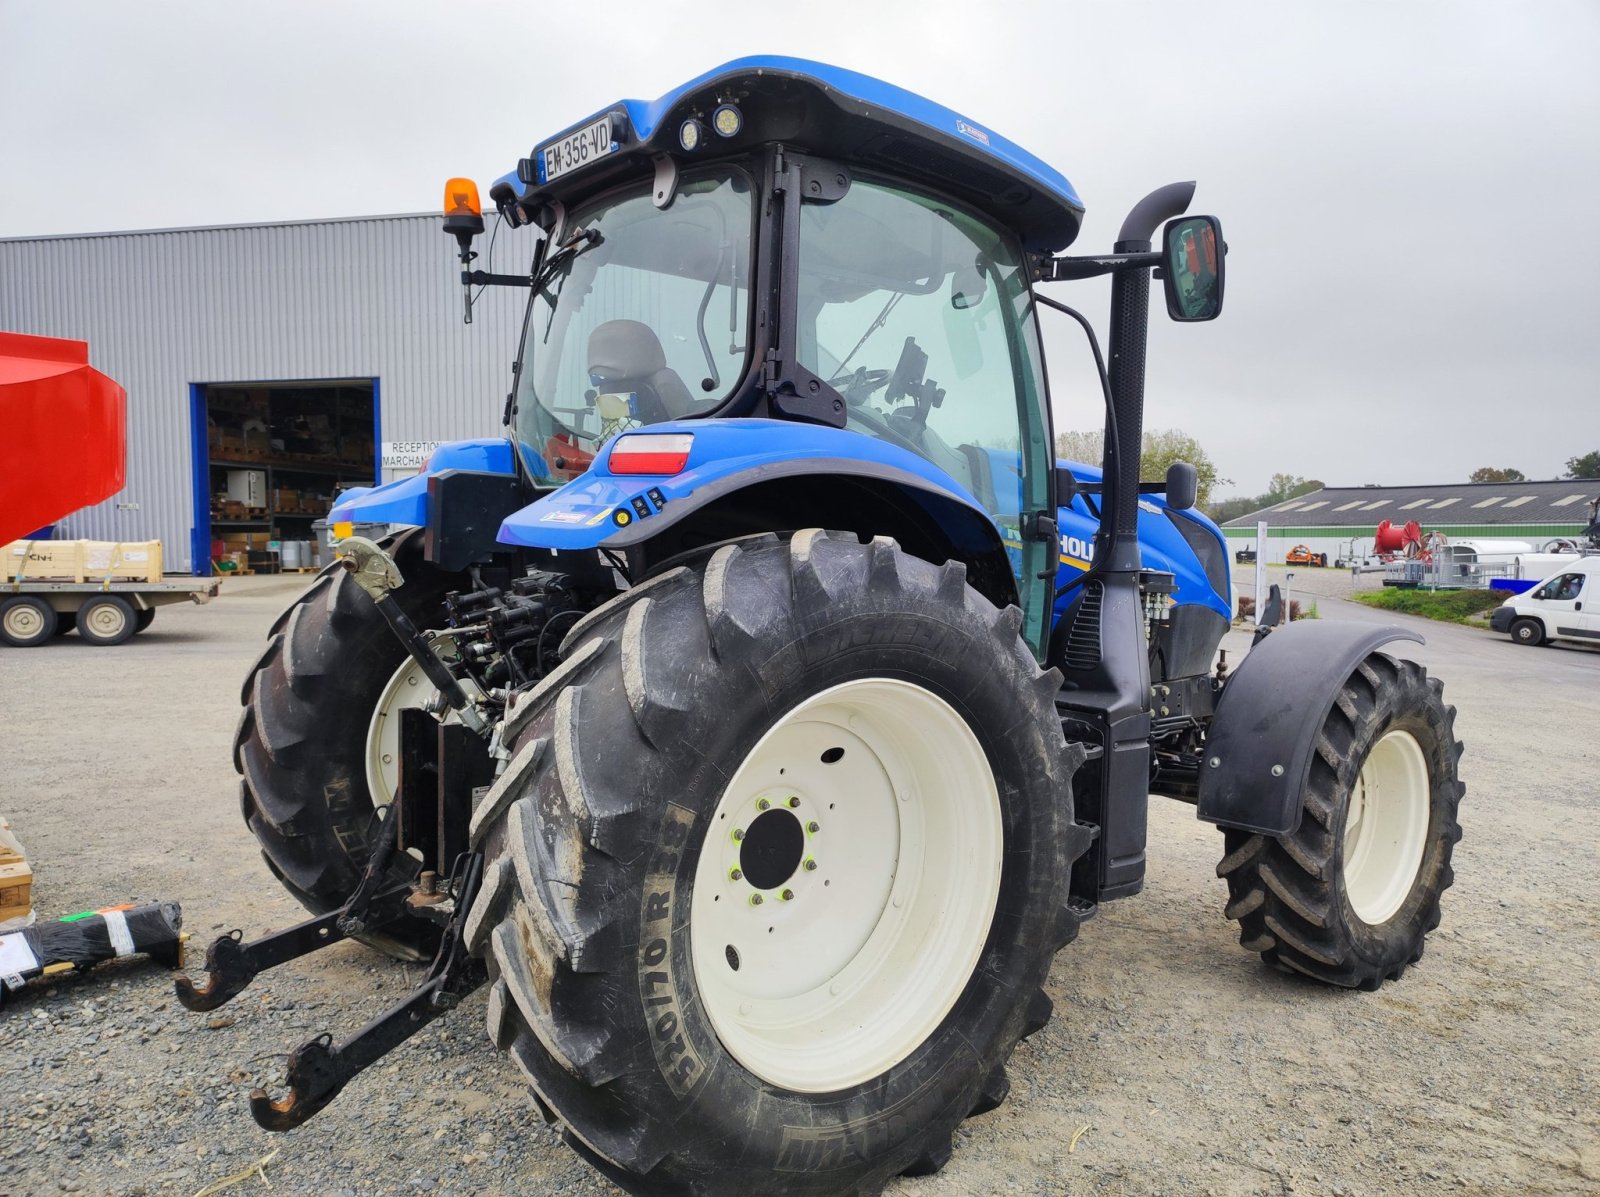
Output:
[609,433,693,475]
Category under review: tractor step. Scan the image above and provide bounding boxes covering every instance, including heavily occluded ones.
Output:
[1067,895,1100,922]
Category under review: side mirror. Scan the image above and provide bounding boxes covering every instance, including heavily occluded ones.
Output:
[1161,215,1224,321]
[1165,461,1198,510]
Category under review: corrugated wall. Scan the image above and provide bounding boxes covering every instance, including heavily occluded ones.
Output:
[0,214,527,570]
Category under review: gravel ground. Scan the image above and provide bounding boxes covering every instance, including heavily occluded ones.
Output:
[1,573,1596,1196]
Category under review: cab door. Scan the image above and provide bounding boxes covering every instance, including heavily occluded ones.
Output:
[1557,571,1600,642]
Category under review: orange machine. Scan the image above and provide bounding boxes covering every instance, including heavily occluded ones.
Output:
[1285,544,1329,567]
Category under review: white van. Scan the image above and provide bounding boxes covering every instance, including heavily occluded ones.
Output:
[1490,556,1600,648]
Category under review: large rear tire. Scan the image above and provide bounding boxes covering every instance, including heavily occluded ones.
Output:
[467,531,1087,1195]
[1217,653,1463,988]
[234,532,459,959]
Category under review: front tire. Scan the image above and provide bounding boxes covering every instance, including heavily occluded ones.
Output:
[1510,617,1545,646]
[1217,653,1463,988]
[467,531,1087,1195]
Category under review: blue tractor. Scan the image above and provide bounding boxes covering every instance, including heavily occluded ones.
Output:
[185,57,1463,1195]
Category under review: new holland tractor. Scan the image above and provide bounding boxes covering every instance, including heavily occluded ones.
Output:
[180,57,1464,1195]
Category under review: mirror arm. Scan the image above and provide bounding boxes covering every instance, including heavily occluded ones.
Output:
[1033,250,1161,283]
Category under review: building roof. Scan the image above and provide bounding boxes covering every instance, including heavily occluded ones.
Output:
[1222,481,1600,529]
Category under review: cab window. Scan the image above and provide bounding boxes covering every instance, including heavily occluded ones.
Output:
[1536,573,1586,601]
[793,178,1053,649]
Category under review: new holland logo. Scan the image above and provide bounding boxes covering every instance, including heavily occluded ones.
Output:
[1059,534,1095,568]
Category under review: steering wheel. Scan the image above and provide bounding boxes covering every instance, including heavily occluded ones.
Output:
[827,367,891,406]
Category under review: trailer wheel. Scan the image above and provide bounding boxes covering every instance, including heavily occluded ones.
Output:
[76,595,138,645]
[1217,653,1463,989]
[134,608,156,635]
[235,532,457,960]
[468,532,1086,1194]
[0,596,58,647]
[1509,617,1545,647]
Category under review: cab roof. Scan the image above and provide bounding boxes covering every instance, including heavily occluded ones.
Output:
[492,56,1085,252]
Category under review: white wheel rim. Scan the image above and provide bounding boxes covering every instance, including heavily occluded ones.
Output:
[85,602,127,638]
[4,605,45,640]
[364,634,481,806]
[1342,728,1430,924]
[689,677,1002,1092]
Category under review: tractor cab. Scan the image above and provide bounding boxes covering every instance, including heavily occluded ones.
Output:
[429,56,1219,658]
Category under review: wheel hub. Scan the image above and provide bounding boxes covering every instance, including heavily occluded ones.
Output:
[737,806,806,892]
[1341,728,1430,924]
[690,677,1002,1092]
[5,607,42,637]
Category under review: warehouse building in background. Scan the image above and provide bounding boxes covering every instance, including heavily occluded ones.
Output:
[0,214,523,573]
[1222,481,1597,564]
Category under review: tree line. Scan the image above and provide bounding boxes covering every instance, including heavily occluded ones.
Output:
[1053,432,1600,522]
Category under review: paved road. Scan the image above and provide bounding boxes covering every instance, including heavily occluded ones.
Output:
[1,576,1595,1195]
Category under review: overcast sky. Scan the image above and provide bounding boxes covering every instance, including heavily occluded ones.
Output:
[3,0,1596,495]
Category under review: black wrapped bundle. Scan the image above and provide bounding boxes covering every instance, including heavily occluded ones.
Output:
[0,901,182,1004]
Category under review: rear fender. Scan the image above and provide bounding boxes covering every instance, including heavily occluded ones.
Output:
[1197,621,1424,835]
[497,419,1017,604]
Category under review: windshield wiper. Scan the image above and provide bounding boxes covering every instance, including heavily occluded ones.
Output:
[834,291,905,377]
[536,227,604,295]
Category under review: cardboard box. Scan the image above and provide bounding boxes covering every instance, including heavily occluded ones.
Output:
[226,470,267,507]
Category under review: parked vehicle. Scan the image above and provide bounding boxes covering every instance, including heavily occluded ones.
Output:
[1490,556,1600,647]
[0,334,219,646]
[1234,544,1257,563]
[1285,543,1328,567]
[178,57,1464,1196]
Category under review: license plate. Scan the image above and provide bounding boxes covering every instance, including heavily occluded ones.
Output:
[539,116,615,183]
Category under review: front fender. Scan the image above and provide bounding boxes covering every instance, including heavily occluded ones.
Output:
[496,419,996,553]
[328,438,519,527]
[1197,621,1424,835]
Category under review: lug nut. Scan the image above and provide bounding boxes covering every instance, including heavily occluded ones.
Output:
[788,796,801,808]
[733,828,745,841]
[729,867,742,882]
[750,893,764,906]
[756,798,770,812]
[781,889,795,902]
[803,859,818,872]
[807,821,820,833]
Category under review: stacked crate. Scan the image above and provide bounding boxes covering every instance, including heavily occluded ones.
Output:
[0,818,32,927]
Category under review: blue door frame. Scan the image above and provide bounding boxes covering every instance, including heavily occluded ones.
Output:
[188,380,382,577]
[188,384,210,576]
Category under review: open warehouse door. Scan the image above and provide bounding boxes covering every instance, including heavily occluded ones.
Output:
[190,379,378,575]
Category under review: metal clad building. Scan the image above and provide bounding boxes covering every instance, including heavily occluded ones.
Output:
[1222,480,1597,563]
[1,214,525,571]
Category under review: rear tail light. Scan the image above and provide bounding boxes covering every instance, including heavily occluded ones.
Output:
[609,433,693,475]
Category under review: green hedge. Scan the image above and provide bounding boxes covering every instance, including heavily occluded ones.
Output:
[1351,588,1505,624]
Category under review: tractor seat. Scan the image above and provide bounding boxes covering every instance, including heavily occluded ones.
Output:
[587,320,698,424]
